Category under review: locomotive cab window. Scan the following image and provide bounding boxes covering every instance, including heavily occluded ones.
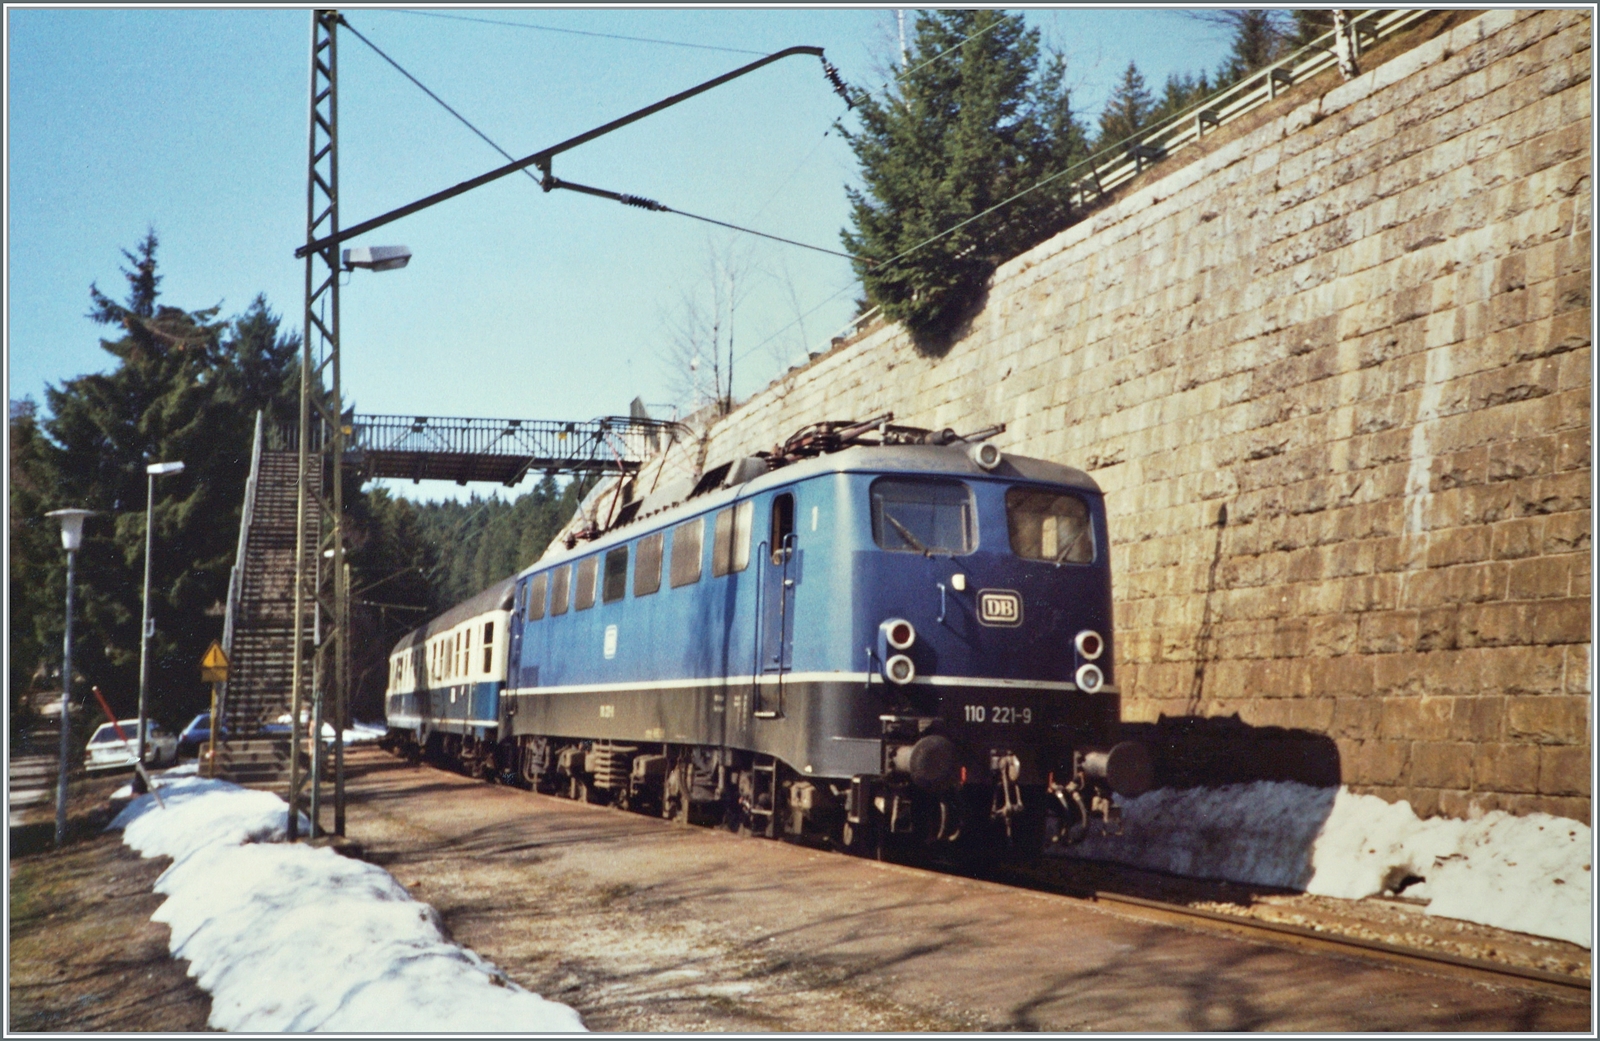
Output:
[870,477,975,555]
[576,557,598,610]
[526,572,548,621]
[769,493,795,563]
[670,518,704,588]
[602,546,629,604]
[713,501,753,577]
[550,565,571,616]
[634,532,663,597]
[1007,488,1094,563]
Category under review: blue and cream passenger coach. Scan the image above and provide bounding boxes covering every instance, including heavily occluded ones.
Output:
[387,418,1150,858]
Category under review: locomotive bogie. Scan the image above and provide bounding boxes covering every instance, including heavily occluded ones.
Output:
[384,441,1142,861]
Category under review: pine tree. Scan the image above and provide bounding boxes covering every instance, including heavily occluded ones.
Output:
[1095,62,1155,149]
[840,10,1088,347]
[1212,10,1293,86]
[14,231,300,728]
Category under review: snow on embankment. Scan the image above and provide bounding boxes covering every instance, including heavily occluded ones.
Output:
[111,777,585,1032]
[1061,782,1592,949]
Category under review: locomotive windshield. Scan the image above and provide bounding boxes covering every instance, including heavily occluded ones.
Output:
[1006,487,1095,563]
[870,477,975,555]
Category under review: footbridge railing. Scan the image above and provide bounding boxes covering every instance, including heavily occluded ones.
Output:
[275,414,690,486]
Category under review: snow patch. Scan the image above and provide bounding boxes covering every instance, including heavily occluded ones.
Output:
[109,777,585,1032]
[1062,782,1592,949]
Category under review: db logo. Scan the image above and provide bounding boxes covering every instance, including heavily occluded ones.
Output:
[977,589,1023,627]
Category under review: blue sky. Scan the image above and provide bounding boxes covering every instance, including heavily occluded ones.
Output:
[7,7,1237,499]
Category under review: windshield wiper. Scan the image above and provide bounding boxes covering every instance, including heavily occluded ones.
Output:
[1052,530,1089,565]
[883,512,930,554]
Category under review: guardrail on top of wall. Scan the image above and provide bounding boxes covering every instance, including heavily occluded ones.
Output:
[811,10,1433,357]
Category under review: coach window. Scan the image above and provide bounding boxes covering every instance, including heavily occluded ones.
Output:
[870,477,975,555]
[526,572,549,621]
[669,517,704,588]
[550,565,571,616]
[1006,487,1094,564]
[712,500,754,577]
[482,621,495,672]
[463,629,472,676]
[769,493,795,564]
[603,546,629,604]
[634,532,663,597]
[576,556,598,611]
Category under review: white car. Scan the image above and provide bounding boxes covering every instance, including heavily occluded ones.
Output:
[84,719,179,773]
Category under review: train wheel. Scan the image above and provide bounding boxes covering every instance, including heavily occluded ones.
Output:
[662,761,691,823]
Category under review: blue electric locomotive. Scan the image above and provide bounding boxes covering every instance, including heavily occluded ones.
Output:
[385,418,1150,857]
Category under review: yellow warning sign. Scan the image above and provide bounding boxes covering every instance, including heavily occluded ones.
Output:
[200,640,230,683]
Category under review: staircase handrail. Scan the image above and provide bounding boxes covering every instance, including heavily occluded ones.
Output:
[222,410,265,661]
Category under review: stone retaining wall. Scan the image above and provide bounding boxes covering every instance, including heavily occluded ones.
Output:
[702,10,1592,820]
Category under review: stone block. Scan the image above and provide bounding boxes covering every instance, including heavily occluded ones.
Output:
[1473,742,1540,793]
[1506,555,1574,599]
[1506,694,1590,744]
[1414,741,1472,789]
[1538,744,1591,797]
[1359,611,1420,654]
[1346,739,1410,787]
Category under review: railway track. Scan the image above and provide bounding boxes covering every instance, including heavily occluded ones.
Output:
[989,862,1592,1002]
[401,751,1590,1005]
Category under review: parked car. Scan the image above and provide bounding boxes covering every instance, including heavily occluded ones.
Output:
[178,712,229,758]
[84,719,178,772]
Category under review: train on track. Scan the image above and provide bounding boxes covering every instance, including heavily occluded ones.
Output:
[383,416,1150,860]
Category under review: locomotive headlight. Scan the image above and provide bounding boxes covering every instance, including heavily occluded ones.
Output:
[881,617,916,651]
[1075,663,1104,693]
[1074,630,1104,660]
[968,442,1002,470]
[885,654,916,685]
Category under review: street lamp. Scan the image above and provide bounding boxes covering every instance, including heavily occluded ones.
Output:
[138,461,184,768]
[45,508,94,848]
[342,245,411,272]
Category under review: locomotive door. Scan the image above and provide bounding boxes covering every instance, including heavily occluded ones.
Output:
[754,490,796,717]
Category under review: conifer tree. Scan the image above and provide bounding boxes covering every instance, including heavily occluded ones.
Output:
[1095,62,1154,149]
[13,231,300,727]
[840,10,1087,346]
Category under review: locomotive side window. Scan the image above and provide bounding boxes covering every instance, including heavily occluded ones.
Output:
[526,572,548,621]
[1006,488,1094,563]
[870,478,975,555]
[770,493,795,563]
[602,546,629,604]
[712,501,753,577]
[635,532,663,597]
[669,518,704,588]
[575,557,598,611]
[550,565,571,616]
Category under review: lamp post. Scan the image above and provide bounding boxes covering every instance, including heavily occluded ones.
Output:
[45,508,94,848]
[138,461,184,768]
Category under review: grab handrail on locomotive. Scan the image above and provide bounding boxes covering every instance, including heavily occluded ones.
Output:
[382,414,1151,860]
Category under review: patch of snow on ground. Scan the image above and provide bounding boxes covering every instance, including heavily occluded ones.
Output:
[342,721,386,745]
[109,777,585,1032]
[1061,782,1591,949]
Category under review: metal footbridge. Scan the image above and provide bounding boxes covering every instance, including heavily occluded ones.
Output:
[270,413,687,486]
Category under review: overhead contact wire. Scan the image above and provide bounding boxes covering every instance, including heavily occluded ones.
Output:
[391,9,768,57]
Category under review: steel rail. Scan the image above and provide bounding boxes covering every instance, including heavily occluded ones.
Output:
[987,863,1591,999]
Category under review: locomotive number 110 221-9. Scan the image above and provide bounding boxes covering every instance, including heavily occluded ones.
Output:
[962,704,1033,724]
